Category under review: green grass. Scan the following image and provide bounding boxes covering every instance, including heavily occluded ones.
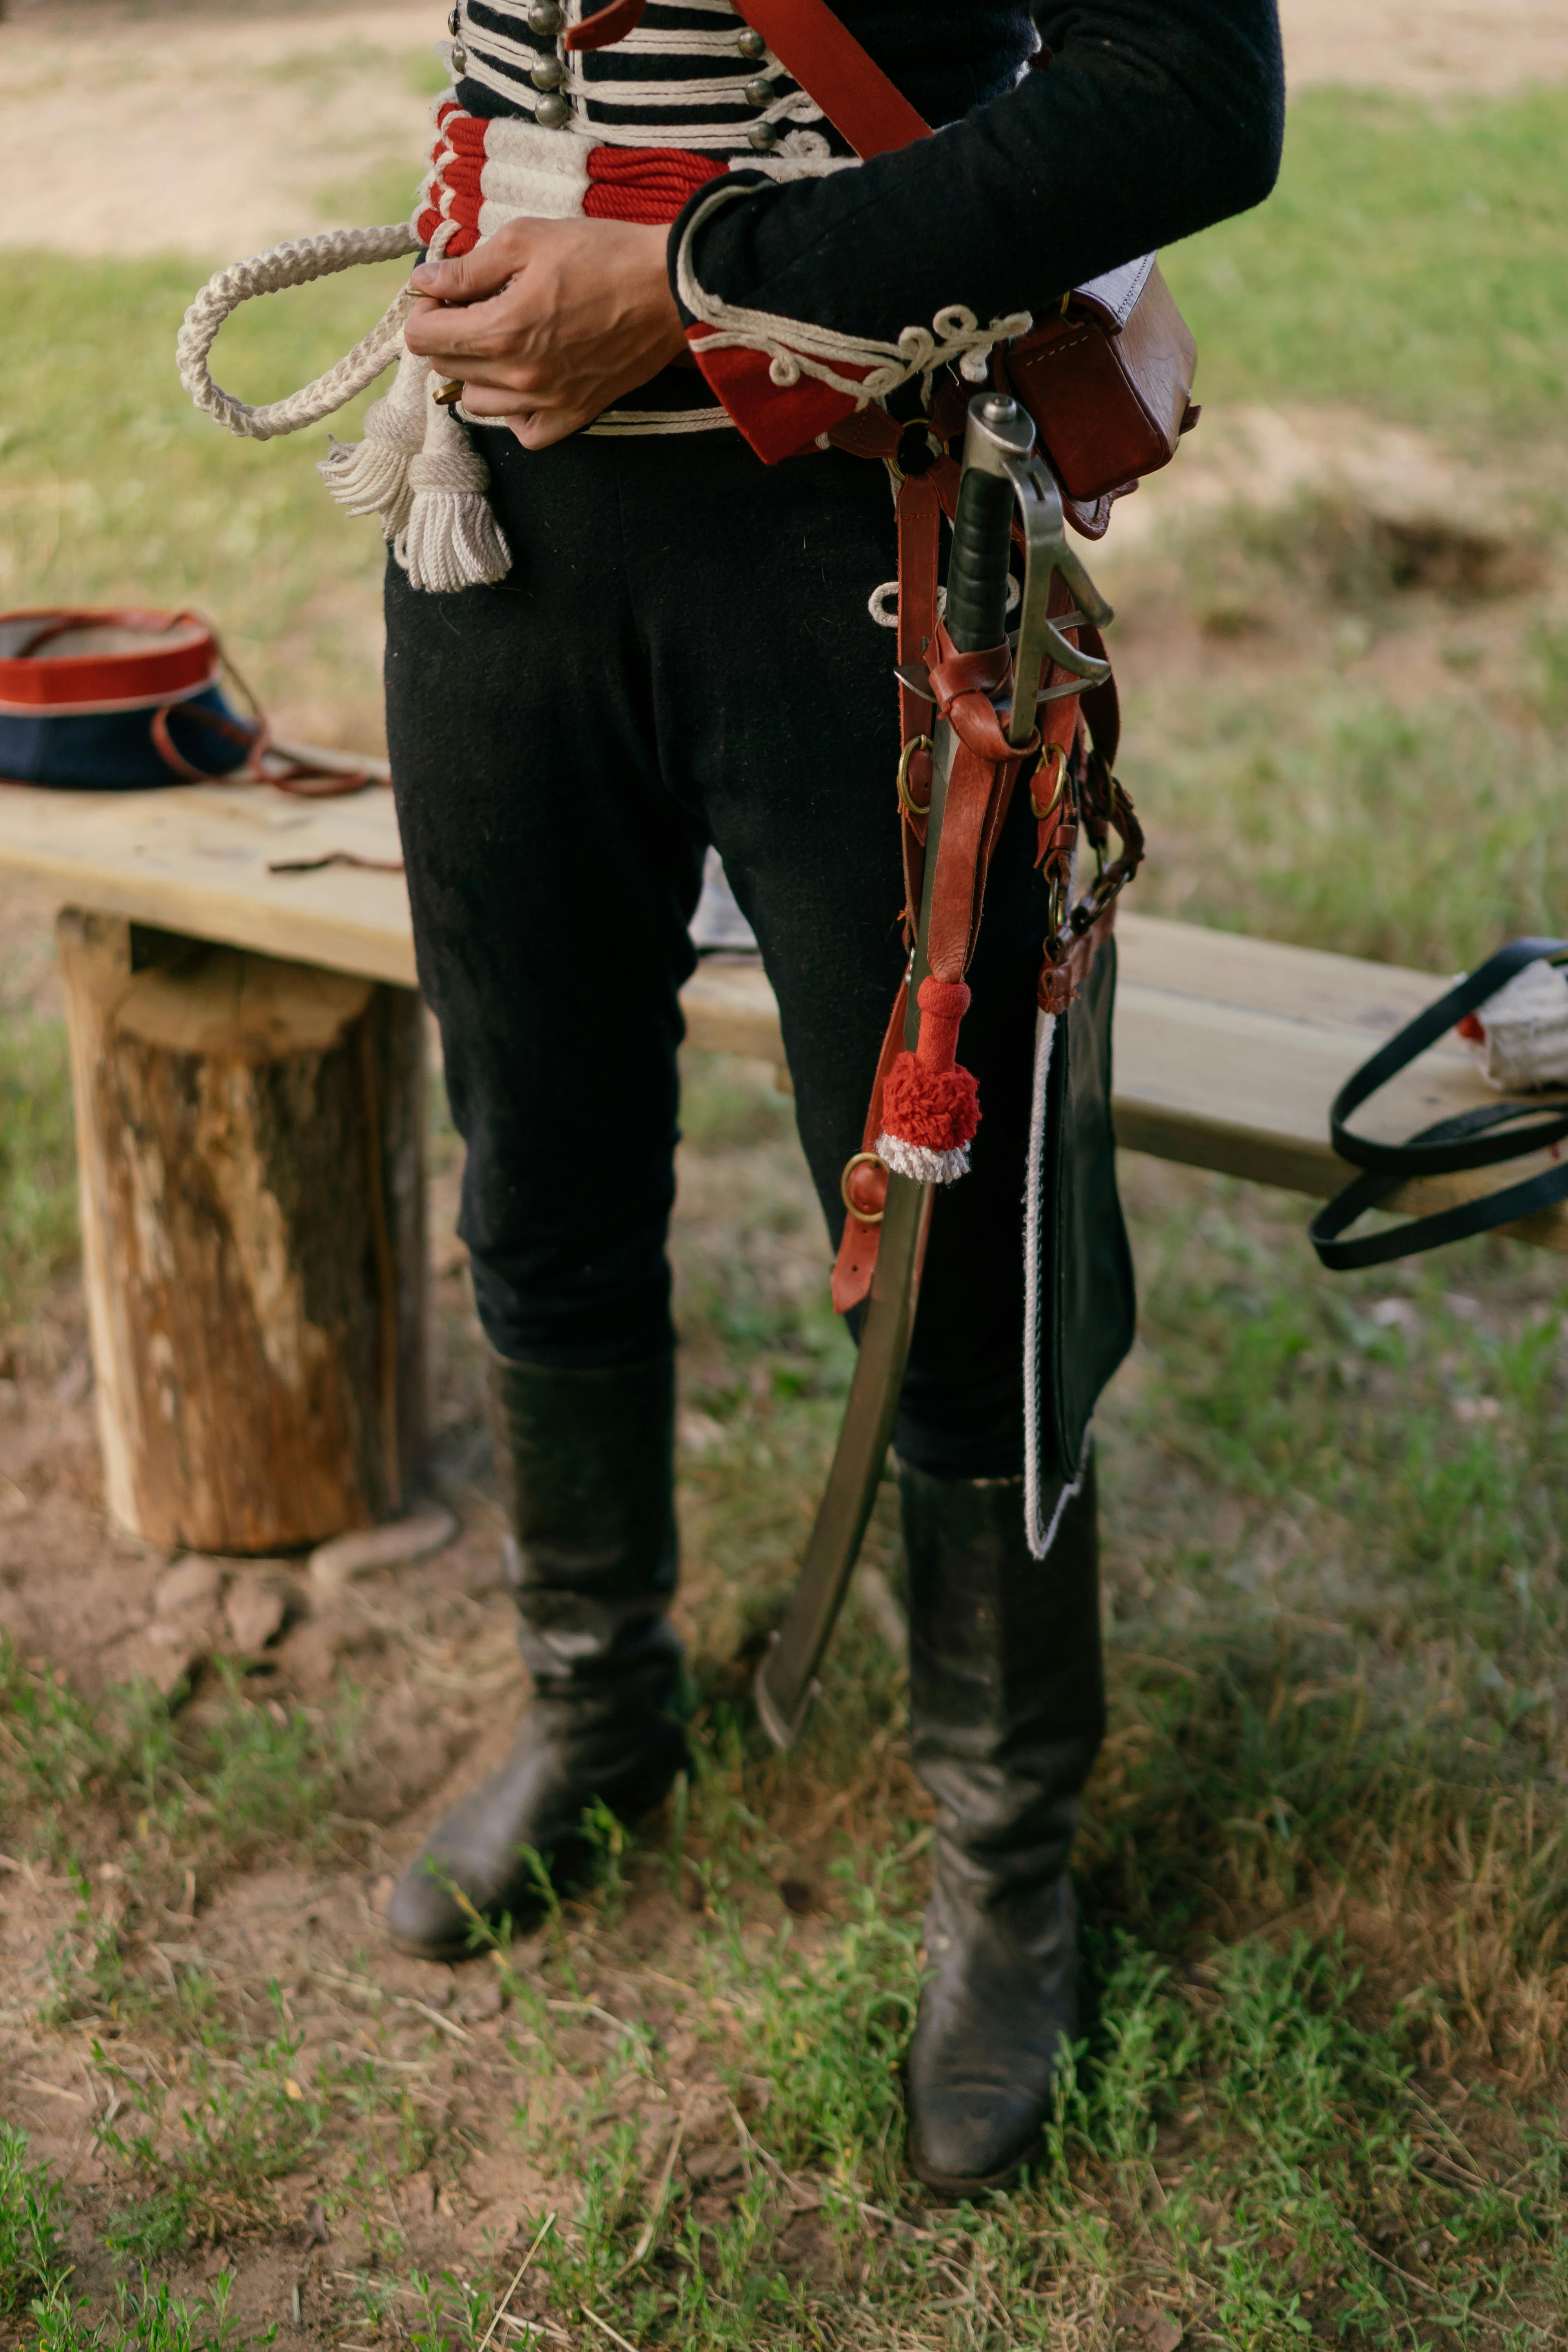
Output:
[0,2128,69,2318]
[95,2023,331,2259]
[1126,651,1568,972]
[8,1071,1568,2338]
[27,2275,241,2352]
[0,1644,354,1888]
[1,254,408,746]
[1163,83,1568,436]
[0,1021,77,1334]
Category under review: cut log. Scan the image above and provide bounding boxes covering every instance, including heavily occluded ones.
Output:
[57,909,427,1553]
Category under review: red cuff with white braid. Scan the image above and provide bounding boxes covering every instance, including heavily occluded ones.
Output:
[686,331,862,465]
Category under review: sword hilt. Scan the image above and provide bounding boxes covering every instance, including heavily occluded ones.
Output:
[945,394,1032,653]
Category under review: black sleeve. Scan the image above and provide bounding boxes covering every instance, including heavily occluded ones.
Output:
[670,0,1284,344]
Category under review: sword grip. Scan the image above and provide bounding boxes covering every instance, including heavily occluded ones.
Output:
[945,465,1014,653]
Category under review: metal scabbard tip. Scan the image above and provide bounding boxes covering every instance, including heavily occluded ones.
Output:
[433,378,466,407]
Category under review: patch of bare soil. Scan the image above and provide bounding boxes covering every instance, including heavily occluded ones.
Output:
[1277,0,1568,99]
[1081,400,1564,751]
[0,2,436,262]
[4,0,1563,264]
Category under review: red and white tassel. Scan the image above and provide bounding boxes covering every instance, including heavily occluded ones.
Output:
[875,975,981,1184]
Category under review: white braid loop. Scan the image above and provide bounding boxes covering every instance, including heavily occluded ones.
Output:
[176,222,422,442]
[675,184,1032,410]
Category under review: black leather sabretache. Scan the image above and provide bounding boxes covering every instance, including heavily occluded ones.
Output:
[1030,936,1137,1482]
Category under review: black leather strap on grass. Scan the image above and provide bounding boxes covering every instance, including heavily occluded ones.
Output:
[1310,938,1568,1270]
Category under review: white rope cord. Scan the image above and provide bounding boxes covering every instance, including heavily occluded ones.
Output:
[176,221,422,442]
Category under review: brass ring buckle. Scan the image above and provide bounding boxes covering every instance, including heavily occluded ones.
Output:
[840,1150,887,1225]
[896,734,934,820]
[887,415,938,485]
[1030,742,1069,822]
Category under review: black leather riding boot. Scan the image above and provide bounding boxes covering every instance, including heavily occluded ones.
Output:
[385,1350,688,1960]
[901,1456,1104,2194]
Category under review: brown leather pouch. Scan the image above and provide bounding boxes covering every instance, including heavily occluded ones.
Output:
[728,1,1202,527]
[998,255,1200,527]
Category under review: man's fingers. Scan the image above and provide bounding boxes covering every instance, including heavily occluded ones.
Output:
[409,236,523,305]
[404,294,518,366]
[414,350,570,405]
[509,405,598,450]
[455,381,540,419]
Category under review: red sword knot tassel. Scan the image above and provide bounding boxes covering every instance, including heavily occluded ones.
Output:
[876,976,981,1185]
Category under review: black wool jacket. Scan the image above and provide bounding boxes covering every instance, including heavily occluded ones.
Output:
[668,0,1285,345]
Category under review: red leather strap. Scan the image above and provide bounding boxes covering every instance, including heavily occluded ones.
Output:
[730,0,931,158]
[922,631,1032,980]
[565,0,930,154]
[564,0,648,52]
[895,470,941,828]
[832,635,1031,1312]
[1077,622,1121,767]
[830,981,906,1315]
[149,700,258,782]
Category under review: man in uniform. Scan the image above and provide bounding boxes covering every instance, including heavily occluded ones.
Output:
[367,0,1282,2192]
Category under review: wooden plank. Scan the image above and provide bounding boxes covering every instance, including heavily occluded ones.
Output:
[0,779,418,988]
[1115,909,1452,1038]
[2,779,1562,1249]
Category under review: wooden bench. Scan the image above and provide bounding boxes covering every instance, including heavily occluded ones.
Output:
[2,775,1560,1551]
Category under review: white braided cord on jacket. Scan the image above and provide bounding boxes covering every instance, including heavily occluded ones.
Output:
[673,182,1032,405]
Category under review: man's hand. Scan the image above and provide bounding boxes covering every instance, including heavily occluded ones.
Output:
[405,218,688,449]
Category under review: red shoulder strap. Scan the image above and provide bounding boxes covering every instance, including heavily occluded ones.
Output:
[568,0,929,158]
[730,0,932,158]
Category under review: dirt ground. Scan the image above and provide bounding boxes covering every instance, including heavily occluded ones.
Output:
[3,0,1566,262]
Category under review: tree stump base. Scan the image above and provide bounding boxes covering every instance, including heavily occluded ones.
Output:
[58,910,427,1553]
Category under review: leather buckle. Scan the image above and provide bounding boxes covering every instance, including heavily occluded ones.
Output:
[888,416,940,484]
[840,1151,888,1226]
[1029,742,1069,822]
[895,733,934,818]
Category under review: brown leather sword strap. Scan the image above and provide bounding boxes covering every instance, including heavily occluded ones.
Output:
[830,982,907,1314]
[829,631,1034,1315]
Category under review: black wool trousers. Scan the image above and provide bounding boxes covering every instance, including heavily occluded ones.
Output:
[385,424,1056,1479]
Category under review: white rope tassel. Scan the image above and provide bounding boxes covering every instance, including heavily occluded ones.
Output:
[394,382,512,594]
[875,1133,971,1185]
[181,212,507,593]
[317,344,430,539]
